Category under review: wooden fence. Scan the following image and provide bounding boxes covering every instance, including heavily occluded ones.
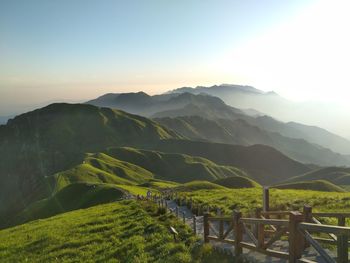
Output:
[204,206,350,263]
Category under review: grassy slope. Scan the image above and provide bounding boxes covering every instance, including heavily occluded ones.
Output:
[13,183,126,226]
[0,200,233,263]
[272,180,346,192]
[150,139,310,185]
[176,188,350,219]
[0,103,180,219]
[155,116,350,167]
[52,152,155,193]
[105,147,248,183]
[5,148,249,228]
[213,176,260,189]
[284,167,350,186]
[175,181,228,191]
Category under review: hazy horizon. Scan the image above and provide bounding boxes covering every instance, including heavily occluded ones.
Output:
[1,0,350,137]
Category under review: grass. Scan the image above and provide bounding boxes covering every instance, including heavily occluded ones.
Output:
[272,180,346,192]
[174,181,228,191]
[115,184,156,196]
[13,183,126,226]
[0,200,234,263]
[175,187,350,219]
[139,179,180,191]
[52,152,156,193]
[213,176,260,189]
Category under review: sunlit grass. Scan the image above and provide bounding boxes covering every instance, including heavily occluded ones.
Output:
[0,200,234,263]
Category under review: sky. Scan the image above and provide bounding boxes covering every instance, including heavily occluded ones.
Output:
[0,0,350,127]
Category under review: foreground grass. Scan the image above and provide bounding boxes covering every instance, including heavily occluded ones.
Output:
[0,200,234,263]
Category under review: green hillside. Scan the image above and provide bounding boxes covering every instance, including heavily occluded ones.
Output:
[52,152,155,193]
[283,167,350,186]
[14,183,126,226]
[105,147,248,183]
[0,103,179,219]
[3,148,250,227]
[140,179,180,190]
[149,139,311,184]
[272,180,346,192]
[155,116,350,167]
[0,200,231,262]
[213,176,260,189]
[175,181,228,191]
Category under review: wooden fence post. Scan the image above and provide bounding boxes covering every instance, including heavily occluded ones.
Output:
[218,208,224,239]
[303,205,312,248]
[337,234,348,263]
[263,187,270,212]
[234,210,243,257]
[182,211,186,223]
[176,206,179,217]
[204,212,210,243]
[258,222,265,249]
[193,216,197,235]
[338,216,346,227]
[289,211,304,263]
[255,207,262,237]
[337,215,348,263]
[303,205,312,222]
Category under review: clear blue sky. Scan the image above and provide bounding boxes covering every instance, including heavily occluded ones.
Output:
[1,0,342,115]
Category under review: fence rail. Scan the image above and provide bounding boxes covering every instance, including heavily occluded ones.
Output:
[149,192,350,263]
[203,207,350,263]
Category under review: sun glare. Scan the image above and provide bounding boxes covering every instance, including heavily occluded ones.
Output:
[219,0,350,104]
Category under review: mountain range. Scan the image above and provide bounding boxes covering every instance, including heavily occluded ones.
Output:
[2,84,350,228]
[168,84,350,149]
[87,90,350,166]
[0,102,314,226]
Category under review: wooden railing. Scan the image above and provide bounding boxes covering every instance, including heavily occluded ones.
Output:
[150,193,350,263]
[203,208,350,263]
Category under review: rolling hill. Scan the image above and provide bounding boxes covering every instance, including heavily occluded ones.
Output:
[174,181,228,191]
[105,147,248,183]
[213,176,260,189]
[1,142,253,227]
[272,180,346,192]
[0,103,180,220]
[283,167,350,186]
[148,139,311,185]
[14,183,127,226]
